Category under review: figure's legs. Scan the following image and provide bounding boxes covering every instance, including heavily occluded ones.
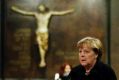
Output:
[36,32,48,67]
[38,45,46,67]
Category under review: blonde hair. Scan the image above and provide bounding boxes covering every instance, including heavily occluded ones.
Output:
[77,37,103,60]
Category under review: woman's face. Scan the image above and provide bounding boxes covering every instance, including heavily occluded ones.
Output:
[78,44,98,67]
[63,65,71,76]
[64,65,71,73]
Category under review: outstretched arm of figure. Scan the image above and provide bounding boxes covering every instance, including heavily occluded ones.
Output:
[11,6,35,15]
[51,9,74,15]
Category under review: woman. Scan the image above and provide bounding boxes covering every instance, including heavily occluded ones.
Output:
[69,37,117,80]
[59,63,72,80]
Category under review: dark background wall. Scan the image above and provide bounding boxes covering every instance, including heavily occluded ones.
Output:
[111,0,119,79]
[0,0,1,78]
[2,0,119,79]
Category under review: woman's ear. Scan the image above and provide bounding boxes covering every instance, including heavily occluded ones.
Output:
[95,54,98,59]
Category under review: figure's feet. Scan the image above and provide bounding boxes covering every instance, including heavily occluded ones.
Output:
[39,61,46,67]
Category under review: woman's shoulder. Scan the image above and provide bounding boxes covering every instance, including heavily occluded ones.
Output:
[70,64,85,74]
[96,61,117,80]
[97,61,114,71]
[96,61,116,75]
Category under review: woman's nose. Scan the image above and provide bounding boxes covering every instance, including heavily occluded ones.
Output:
[79,52,85,57]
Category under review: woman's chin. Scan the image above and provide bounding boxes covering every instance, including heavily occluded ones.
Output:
[80,63,87,66]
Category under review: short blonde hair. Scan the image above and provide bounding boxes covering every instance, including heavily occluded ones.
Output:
[77,37,103,60]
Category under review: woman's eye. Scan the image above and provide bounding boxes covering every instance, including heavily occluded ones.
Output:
[79,50,82,53]
[85,50,89,53]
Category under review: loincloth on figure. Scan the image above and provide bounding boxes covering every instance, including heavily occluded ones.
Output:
[35,32,48,50]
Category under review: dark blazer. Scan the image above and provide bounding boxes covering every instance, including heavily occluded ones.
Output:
[69,61,117,80]
[60,75,71,80]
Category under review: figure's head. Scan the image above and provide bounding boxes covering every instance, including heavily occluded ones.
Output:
[38,4,49,12]
[77,37,103,67]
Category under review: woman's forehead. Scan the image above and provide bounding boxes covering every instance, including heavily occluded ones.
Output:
[78,43,92,48]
